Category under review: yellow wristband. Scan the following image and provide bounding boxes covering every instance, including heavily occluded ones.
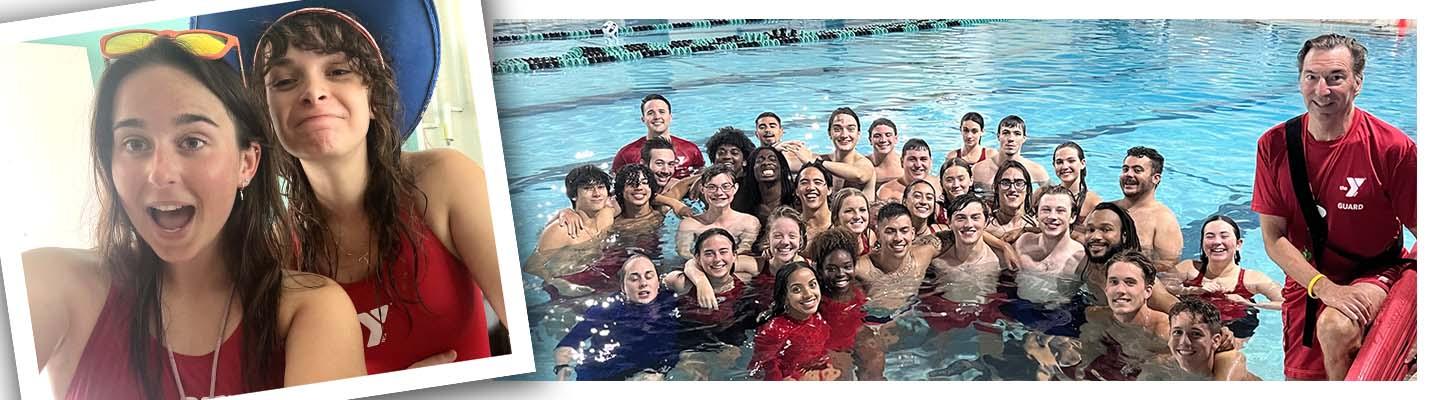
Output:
[1306,274,1327,299]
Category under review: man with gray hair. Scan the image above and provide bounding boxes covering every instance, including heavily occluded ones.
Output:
[1252,33,1415,380]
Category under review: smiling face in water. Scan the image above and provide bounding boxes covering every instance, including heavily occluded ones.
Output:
[783,266,822,320]
[904,182,937,220]
[830,113,860,152]
[821,249,856,294]
[697,233,736,279]
[767,217,803,263]
[1168,311,1220,369]
[941,163,972,200]
[1201,219,1241,267]
[869,123,897,154]
[110,64,259,265]
[836,193,869,234]
[1105,261,1151,315]
[752,148,782,183]
[755,115,783,146]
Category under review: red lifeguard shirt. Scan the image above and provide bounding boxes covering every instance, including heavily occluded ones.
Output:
[610,134,705,179]
[1251,108,1416,280]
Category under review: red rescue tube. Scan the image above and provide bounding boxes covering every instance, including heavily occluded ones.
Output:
[1345,268,1416,380]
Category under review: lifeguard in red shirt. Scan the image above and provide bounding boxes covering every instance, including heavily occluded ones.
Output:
[1252,33,1416,381]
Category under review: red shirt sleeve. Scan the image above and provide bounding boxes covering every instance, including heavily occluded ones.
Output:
[749,319,785,380]
[1386,136,1417,232]
[1251,124,1289,218]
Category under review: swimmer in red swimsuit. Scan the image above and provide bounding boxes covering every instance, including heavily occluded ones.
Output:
[1170,215,1284,349]
[944,112,997,167]
[750,262,840,380]
[809,228,869,380]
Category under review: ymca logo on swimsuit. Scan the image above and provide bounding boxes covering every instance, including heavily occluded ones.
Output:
[1340,177,1366,198]
[358,304,390,348]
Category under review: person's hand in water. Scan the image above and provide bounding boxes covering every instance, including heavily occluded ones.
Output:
[408,349,458,369]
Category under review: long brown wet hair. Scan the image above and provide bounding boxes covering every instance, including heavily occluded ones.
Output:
[254,9,428,309]
[92,38,288,398]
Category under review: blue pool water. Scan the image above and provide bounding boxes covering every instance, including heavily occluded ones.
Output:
[492,19,1417,381]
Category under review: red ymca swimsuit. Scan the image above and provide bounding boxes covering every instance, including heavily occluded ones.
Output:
[341,220,492,374]
[66,288,283,400]
[750,312,832,380]
[819,285,867,352]
[1183,267,1258,321]
[1252,109,1416,380]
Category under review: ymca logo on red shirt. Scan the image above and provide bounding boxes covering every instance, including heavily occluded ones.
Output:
[1341,177,1366,198]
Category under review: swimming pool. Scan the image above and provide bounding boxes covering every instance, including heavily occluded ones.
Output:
[491,19,1418,381]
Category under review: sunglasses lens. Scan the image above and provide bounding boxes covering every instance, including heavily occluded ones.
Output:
[103,32,157,57]
[174,32,230,59]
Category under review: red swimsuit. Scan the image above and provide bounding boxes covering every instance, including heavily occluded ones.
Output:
[750,313,831,380]
[341,220,492,374]
[66,289,283,400]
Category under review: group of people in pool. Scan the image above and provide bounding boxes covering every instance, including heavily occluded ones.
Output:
[533,33,1415,382]
[533,98,1287,380]
[24,6,508,399]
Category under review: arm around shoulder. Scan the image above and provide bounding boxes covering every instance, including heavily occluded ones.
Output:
[281,272,367,385]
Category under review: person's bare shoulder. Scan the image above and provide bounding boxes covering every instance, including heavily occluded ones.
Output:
[22,247,108,299]
[277,270,354,329]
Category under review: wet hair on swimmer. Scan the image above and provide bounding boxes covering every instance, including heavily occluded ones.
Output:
[691,163,739,208]
[829,187,867,226]
[901,138,931,155]
[1169,295,1224,334]
[640,93,671,114]
[564,165,611,207]
[998,115,1026,135]
[1126,146,1166,175]
[1106,249,1157,286]
[1036,184,1079,223]
[767,261,818,322]
[641,137,675,164]
[960,112,984,129]
[808,228,859,297]
[947,192,990,221]
[828,107,860,131]
[613,164,659,216]
[767,205,808,250]
[755,111,782,127]
[937,157,974,203]
[992,159,1035,215]
[875,202,912,226]
[1053,141,1090,204]
[1091,202,1142,255]
[704,126,756,164]
[693,227,738,258]
[1196,215,1244,267]
[869,117,896,135]
[796,160,834,187]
